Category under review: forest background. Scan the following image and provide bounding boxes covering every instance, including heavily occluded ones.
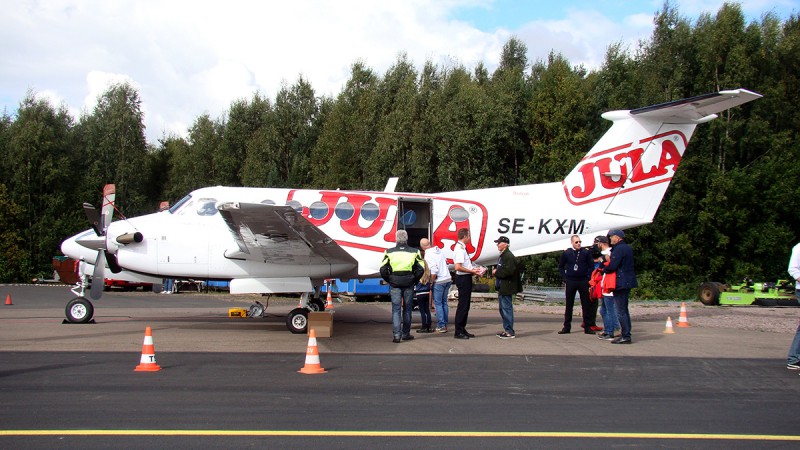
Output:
[1,3,798,300]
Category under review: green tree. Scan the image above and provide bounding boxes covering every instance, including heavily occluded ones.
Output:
[409,61,443,193]
[5,93,82,278]
[489,36,531,185]
[366,54,419,190]
[311,61,379,189]
[522,52,593,184]
[271,77,319,187]
[81,83,149,214]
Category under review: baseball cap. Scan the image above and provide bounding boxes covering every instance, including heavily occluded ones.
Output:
[608,229,625,239]
[494,236,510,244]
[594,235,609,244]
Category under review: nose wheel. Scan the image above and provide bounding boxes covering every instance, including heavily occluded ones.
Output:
[286,308,309,334]
[65,297,95,324]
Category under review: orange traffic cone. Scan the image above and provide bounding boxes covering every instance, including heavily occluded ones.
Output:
[298,329,327,374]
[677,302,691,327]
[664,316,675,334]
[4,294,12,305]
[325,287,335,310]
[134,326,162,372]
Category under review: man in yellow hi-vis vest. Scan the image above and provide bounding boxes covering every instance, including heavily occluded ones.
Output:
[380,230,424,343]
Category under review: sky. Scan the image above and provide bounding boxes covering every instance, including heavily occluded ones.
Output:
[1,0,797,144]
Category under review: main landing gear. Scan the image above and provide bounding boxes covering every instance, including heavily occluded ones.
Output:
[285,292,326,334]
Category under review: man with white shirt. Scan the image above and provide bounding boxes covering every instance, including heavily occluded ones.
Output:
[453,228,484,340]
[420,238,452,333]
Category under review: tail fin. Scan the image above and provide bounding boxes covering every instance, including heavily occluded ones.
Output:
[562,89,762,221]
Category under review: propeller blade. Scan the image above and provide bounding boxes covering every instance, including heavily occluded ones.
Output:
[90,251,106,300]
[101,184,115,233]
[105,251,122,274]
[83,203,102,236]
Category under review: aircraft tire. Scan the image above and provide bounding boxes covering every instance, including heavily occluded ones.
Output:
[286,308,309,334]
[308,298,325,312]
[698,282,721,306]
[65,297,94,323]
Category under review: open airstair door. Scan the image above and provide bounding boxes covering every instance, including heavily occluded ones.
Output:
[396,197,432,249]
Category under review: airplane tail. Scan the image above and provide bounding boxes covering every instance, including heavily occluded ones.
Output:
[562,89,762,222]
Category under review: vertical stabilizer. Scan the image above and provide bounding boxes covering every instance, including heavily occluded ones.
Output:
[562,89,761,222]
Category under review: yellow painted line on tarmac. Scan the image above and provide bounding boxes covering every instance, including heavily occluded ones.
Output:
[1,430,799,441]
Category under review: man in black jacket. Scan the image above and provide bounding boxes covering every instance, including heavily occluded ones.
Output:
[603,229,638,344]
[492,236,521,339]
[558,235,595,334]
[380,230,424,343]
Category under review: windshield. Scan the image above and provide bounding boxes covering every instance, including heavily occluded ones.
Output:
[168,194,192,214]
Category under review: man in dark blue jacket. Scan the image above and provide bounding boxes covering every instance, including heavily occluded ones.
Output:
[558,235,595,334]
[603,229,638,344]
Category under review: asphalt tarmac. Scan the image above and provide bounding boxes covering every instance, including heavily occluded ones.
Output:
[1,284,799,449]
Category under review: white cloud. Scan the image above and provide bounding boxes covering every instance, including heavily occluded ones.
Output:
[0,0,790,143]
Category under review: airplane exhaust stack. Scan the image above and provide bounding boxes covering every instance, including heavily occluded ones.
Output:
[116,232,143,244]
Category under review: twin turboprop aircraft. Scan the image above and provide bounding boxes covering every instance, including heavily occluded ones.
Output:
[61,88,761,332]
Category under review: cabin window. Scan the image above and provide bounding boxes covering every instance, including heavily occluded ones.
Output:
[334,202,354,220]
[361,202,380,221]
[449,206,469,222]
[285,200,303,213]
[309,201,329,220]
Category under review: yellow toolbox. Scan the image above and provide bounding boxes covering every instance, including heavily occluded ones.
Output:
[228,307,248,318]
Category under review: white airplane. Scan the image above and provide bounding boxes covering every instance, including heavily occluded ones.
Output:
[61,88,762,332]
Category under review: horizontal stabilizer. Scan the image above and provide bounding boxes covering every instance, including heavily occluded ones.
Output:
[629,89,762,123]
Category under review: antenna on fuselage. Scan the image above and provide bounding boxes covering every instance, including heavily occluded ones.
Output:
[384,177,399,193]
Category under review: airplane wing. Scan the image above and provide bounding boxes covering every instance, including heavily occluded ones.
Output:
[217,202,358,271]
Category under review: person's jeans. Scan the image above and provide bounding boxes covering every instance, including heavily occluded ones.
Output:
[498,294,515,335]
[600,294,618,335]
[418,293,431,329]
[613,288,631,340]
[432,281,451,329]
[390,286,414,338]
[788,291,800,364]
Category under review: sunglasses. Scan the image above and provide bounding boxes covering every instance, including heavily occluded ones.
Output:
[573,241,581,244]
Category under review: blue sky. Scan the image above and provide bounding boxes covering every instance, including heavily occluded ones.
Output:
[1,0,797,144]
[454,0,797,29]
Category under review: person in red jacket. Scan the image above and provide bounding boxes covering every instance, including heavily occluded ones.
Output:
[590,236,618,340]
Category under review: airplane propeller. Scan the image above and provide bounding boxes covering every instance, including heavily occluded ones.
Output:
[80,185,119,300]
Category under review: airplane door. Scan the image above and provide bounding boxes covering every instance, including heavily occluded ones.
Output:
[396,197,432,249]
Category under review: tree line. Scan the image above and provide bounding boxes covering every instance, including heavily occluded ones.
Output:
[1,2,798,299]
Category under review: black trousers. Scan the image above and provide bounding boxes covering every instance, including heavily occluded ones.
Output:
[563,279,594,330]
[454,274,473,335]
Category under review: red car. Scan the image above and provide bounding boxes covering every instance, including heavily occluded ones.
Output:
[104,279,153,291]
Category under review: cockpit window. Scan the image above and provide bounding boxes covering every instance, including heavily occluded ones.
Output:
[196,198,218,216]
[168,194,192,214]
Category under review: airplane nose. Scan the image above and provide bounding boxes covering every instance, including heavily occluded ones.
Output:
[61,230,99,260]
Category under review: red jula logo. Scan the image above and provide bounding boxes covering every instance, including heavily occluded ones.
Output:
[563,131,687,205]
